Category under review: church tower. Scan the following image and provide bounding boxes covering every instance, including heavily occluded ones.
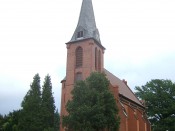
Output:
[60,0,105,130]
[60,0,151,131]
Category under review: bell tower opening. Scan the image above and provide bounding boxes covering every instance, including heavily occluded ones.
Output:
[75,46,83,68]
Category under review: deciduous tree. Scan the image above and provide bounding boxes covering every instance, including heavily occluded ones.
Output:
[135,79,175,131]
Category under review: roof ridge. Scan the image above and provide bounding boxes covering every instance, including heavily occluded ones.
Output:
[103,68,143,106]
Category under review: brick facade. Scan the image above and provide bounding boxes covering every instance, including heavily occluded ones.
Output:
[60,39,105,131]
[60,38,151,131]
[60,0,151,130]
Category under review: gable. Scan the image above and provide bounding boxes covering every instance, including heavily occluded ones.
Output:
[104,69,143,106]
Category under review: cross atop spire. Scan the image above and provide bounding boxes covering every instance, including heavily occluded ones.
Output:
[69,0,102,45]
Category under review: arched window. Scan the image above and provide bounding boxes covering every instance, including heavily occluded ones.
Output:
[76,47,83,68]
[75,72,83,81]
[98,50,101,71]
[95,47,98,70]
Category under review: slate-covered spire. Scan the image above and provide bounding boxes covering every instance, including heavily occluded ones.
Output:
[69,0,101,44]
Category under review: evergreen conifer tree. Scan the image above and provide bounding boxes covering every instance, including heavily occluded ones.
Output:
[54,109,60,131]
[19,74,42,131]
[41,75,55,130]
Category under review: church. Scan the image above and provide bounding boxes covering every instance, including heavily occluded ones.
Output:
[60,0,151,131]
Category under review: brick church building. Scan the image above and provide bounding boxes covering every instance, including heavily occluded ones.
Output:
[60,0,151,130]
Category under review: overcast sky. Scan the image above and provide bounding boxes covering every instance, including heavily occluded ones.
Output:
[0,0,175,115]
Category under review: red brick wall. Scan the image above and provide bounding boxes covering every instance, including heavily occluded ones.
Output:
[137,109,146,131]
[117,102,151,131]
[60,39,104,131]
[146,120,151,131]
[60,39,151,131]
[118,104,127,131]
[65,39,104,85]
[127,106,137,131]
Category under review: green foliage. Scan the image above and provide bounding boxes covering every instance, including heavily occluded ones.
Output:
[43,127,54,131]
[0,74,60,131]
[0,110,20,131]
[63,72,120,131]
[0,114,4,131]
[19,74,42,131]
[41,75,55,130]
[54,109,60,131]
[135,79,175,131]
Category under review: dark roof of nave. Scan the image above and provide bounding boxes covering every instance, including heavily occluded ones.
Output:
[104,69,143,107]
[68,0,102,46]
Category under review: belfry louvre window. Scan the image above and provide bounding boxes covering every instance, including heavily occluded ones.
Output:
[76,47,83,67]
[77,31,83,38]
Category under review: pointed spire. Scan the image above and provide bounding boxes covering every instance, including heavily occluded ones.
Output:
[69,0,101,44]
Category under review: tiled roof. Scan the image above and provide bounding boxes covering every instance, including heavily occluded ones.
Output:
[104,69,143,106]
